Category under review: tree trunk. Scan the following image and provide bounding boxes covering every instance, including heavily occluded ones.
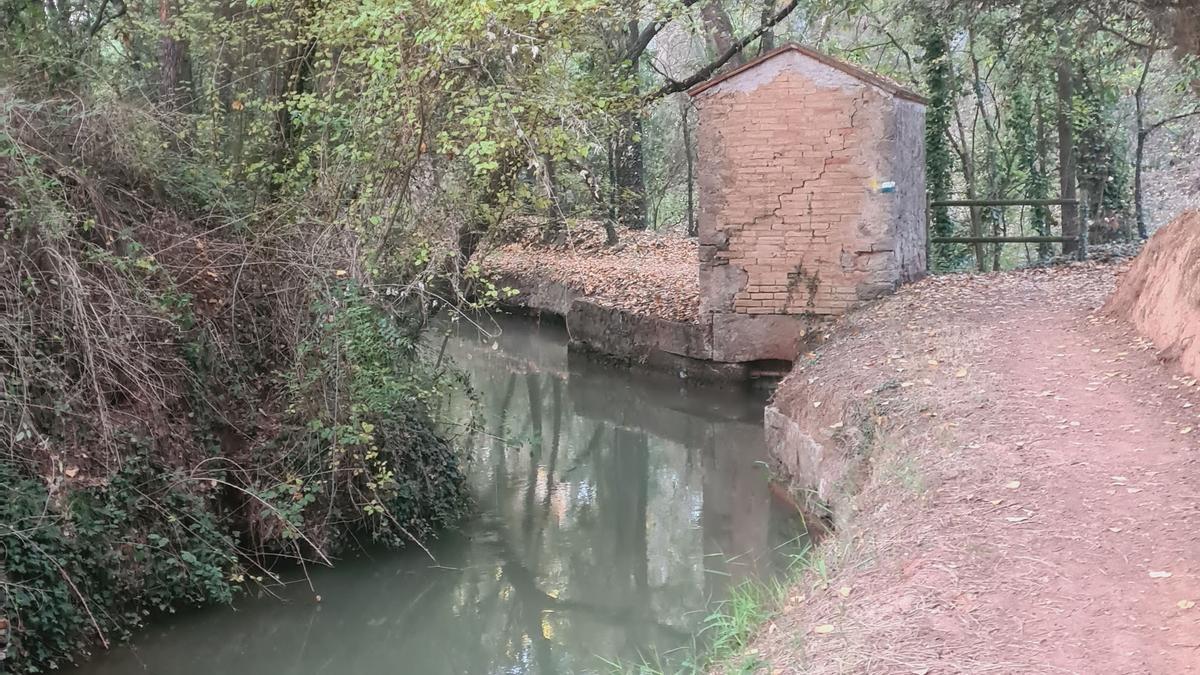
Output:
[613,113,646,230]
[1133,49,1153,240]
[700,1,745,68]
[1134,130,1148,240]
[1035,89,1053,259]
[272,37,316,172]
[682,102,697,237]
[990,208,1001,271]
[541,154,566,243]
[961,160,986,272]
[157,0,193,112]
[612,11,647,231]
[457,153,520,275]
[920,26,954,269]
[1056,45,1080,258]
[604,137,621,244]
[758,0,776,55]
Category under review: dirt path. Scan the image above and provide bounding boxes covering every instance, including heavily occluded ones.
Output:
[755,265,1200,674]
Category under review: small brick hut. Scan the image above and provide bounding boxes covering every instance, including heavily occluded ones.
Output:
[689,44,927,363]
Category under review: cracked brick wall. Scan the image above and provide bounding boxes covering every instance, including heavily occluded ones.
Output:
[693,48,926,327]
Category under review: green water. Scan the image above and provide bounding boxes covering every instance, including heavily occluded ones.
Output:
[72,315,806,674]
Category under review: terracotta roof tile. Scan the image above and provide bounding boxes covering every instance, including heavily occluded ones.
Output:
[687,43,926,104]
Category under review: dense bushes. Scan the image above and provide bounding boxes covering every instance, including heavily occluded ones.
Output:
[0,88,467,672]
[1,456,238,670]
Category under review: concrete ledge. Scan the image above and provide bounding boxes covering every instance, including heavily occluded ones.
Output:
[711,313,819,363]
[568,339,751,384]
[566,299,711,360]
[493,270,822,382]
[491,273,579,316]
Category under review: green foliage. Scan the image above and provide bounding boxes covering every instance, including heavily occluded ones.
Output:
[281,283,468,550]
[1075,71,1132,220]
[1,455,240,672]
[919,25,958,270]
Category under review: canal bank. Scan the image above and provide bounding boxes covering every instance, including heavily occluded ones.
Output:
[485,230,827,384]
[726,262,1200,674]
[69,315,810,675]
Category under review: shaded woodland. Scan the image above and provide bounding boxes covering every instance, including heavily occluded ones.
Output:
[1,0,1198,671]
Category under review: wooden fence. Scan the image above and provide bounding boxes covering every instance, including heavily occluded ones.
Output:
[926,198,1084,270]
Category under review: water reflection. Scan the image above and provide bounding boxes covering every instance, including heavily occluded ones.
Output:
[72,316,805,675]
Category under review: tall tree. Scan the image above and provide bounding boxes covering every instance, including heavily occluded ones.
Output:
[920,24,955,269]
[700,1,746,68]
[157,0,192,112]
[1056,32,1081,257]
[758,0,777,54]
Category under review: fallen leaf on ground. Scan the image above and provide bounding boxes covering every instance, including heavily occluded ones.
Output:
[1178,600,1195,610]
[955,368,968,378]
[812,624,836,634]
[837,586,852,598]
[1005,480,1021,489]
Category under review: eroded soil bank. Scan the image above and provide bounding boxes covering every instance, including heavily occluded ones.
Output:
[750,264,1200,673]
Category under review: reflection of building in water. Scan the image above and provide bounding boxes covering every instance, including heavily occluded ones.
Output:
[448,317,812,671]
[72,318,809,675]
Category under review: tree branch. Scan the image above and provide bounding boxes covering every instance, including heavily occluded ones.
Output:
[645,0,802,101]
[87,0,126,38]
[1145,108,1200,136]
[1084,4,1167,52]
[624,0,702,63]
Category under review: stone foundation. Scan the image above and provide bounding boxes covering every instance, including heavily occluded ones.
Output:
[494,271,825,383]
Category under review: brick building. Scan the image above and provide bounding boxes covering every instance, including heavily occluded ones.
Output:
[689,44,927,363]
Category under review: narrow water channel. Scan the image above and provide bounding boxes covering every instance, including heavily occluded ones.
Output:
[73,315,806,674]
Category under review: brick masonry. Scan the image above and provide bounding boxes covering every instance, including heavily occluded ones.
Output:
[690,46,926,361]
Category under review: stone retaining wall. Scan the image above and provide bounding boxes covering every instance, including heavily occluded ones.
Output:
[494,271,827,383]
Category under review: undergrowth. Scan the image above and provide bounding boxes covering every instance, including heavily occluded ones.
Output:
[0,88,469,672]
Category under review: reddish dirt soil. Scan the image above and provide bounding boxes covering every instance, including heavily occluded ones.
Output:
[1107,210,1200,379]
[484,228,700,322]
[752,264,1200,674]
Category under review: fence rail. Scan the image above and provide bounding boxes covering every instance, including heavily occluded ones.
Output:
[930,236,1076,244]
[926,198,1085,268]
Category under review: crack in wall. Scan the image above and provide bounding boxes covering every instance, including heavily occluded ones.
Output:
[707,84,878,316]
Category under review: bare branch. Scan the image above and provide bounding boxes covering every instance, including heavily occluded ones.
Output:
[624,0,703,63]
[646,0,802,101]
[87,0,126,38]
[1145,108,1200,135]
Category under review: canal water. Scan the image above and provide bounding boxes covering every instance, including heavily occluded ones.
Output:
[73,315,806,674]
